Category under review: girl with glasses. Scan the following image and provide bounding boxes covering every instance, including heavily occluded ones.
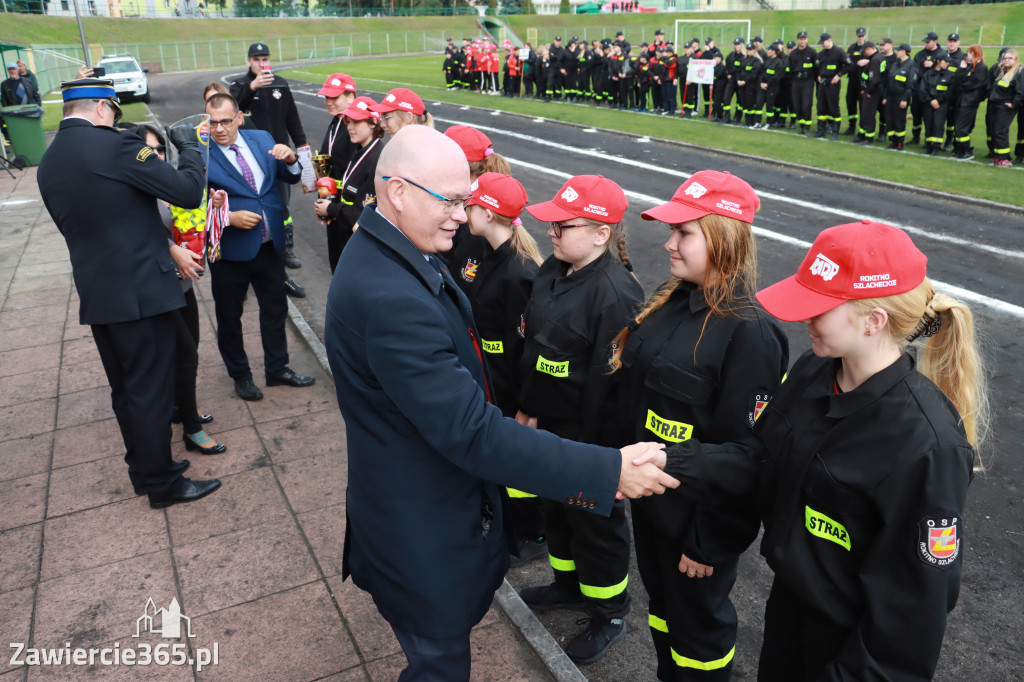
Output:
[609,171,788,681]
[984,48,1023,167]
[516,175,643,665]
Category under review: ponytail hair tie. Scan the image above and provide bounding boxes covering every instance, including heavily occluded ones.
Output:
[484,148,494,157]
[512,217,522,226]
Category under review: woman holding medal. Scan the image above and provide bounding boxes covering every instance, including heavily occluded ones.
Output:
[314,96,385,273]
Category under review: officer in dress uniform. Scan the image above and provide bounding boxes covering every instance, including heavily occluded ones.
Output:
[843,27,868,135]
[37,79,221,509]
[788,32,817,134]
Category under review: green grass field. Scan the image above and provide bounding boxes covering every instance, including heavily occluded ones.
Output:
[281,56,1021,207]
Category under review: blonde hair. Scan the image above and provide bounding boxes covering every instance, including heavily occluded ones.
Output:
[609,213,757,371]
[391,110,435,130]
[469,207,542,267]
[851,279,990,455]
[203,81,229,101]
[996,48,1022,80]
[468,152,511,179]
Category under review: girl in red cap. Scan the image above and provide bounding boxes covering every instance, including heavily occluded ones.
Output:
[441,125,511,296]
[638,220,988,680]
[371,87,434,136]
[314,96,385,272]
[462,172,548,566]
[610,171,788,681]
[516,175,643,665]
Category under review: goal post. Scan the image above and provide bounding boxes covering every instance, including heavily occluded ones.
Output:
[674,19,751,51]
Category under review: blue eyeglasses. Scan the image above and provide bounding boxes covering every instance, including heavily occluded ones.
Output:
[382,176,472,213]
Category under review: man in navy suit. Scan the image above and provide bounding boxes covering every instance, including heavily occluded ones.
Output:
[205,93,314,401]
[325,125,677,681]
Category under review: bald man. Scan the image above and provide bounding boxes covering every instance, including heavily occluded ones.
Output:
[324,126,676,680]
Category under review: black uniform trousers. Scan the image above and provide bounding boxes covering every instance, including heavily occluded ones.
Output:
[662,80,678,115]
[764,85,780,124]
[210,241,289,381]
[702,84,713,115]
[923,103,948,145]
[816,80,842,125]
[791,77,815,127]
[845,76,860,128]
[326,217,353,274]
[910,96,925,140]
[859,92,879,138]
[743,83,764,124]
[545,497,631,620]
[633,507,738,681]
[885,99,908,142]
[987,105,1017,157]
[92,311,181,496]
[757,579,851,682]
[391,625,471,682]
[620,76,636,109]
[953,97,982,144]
[174,288,203,436]
[680,81,698,114]
[777,80,792,121]
[721,78,741,119]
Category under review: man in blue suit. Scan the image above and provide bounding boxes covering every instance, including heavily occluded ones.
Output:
[205,93,315,401]
[325,126,677,681]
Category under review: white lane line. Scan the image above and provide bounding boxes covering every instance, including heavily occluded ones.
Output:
[1,198,40,207]
[434,116,1024,261]
[507,155,1024,320]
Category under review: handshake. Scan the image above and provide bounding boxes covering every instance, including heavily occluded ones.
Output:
[616,442,674,500]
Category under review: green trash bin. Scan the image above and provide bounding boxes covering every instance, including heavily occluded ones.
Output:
[1,104,46,167]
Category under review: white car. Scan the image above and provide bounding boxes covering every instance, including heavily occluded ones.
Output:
[97,54,150,103]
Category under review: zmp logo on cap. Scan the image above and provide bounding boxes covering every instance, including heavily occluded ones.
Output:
[809,253,840,281]
[561,186,579,203]
[683,182,708,199]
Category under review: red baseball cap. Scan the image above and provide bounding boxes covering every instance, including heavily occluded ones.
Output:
[370,88,425,116]
[525,175,628,224]
[317,73,356,97]
[444,125,493,162]
[641,170,759,224]
[465,172,528,218]
[340,96,380,121]
[756,220,928,322]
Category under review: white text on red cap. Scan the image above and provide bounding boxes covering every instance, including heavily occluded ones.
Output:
[809,253,840,281]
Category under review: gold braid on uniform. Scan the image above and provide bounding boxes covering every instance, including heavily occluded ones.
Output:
[906,299,942,342]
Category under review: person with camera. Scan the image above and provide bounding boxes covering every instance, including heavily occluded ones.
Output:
[37,78,221,509]
[230,43,308,297]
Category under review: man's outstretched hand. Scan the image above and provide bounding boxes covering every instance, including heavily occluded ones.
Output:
[617,442,678,499]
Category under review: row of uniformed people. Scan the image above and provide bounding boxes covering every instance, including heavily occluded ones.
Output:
[435,120,985,679]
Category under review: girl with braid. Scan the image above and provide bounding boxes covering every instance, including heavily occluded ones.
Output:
[634,220,988,680]
[516,175,643,665]
[610,171,788,681]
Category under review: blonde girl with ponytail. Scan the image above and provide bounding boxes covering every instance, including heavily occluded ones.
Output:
[515,175,644,664]
[610,171,789,681]
[638,220,988,681]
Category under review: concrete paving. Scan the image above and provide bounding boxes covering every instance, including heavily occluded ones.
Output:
[0,166,558,681]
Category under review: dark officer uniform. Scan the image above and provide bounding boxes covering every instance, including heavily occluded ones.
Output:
[37,79,218,506]
[788,38,818,133]
[917,56,957,155]
[910,39,942,144]
[762,52,786,127]
[326,137,383,273]
[952,57,990,159]
[738,48,764,127]
[665,350,972,680]
[615,283,788,681]
[883,51,917,149]
[854,46,884,143]
[721,42,746,123]
[843,34,867,134]
[519,250,643,631]
[815,36,850,140]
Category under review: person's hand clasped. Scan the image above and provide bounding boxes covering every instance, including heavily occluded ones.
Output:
[514,410,538,429]
[269,144,297,164]
[229,210,262,230]
[170,244,203,280]
[678,551,714,579]
[209,189,226,210]
[616,442,677,500]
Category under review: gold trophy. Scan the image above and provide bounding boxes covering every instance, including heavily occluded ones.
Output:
[302,151,333,193]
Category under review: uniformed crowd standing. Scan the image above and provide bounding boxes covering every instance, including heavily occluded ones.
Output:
[444,28,1024,166]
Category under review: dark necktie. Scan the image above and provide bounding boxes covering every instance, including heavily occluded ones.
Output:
[229,143,269,242]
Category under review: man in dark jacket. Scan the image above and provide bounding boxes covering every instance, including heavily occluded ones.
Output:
[815,33,850,140]
[229,43,308,290]
[854,41,884,144]
[1,62,41,106]
[37,78,220,509]
[325,125,676,681]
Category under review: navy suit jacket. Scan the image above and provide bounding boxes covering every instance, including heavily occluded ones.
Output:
[325,205,622,639]
[207,128,301,262]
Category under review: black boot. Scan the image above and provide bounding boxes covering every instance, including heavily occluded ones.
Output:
[1014,142,1024,164]
[842,125,856,135]
[787,120,796,129]
[830,123,839,141]
[282,223,302,269]
[910,129,921,145]
[943,131,954,152]
[813,121,826,138]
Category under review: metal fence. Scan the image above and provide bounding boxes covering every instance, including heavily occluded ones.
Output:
[0,4,479,18]
[526,22,1024,46]
[29,30,475,78]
